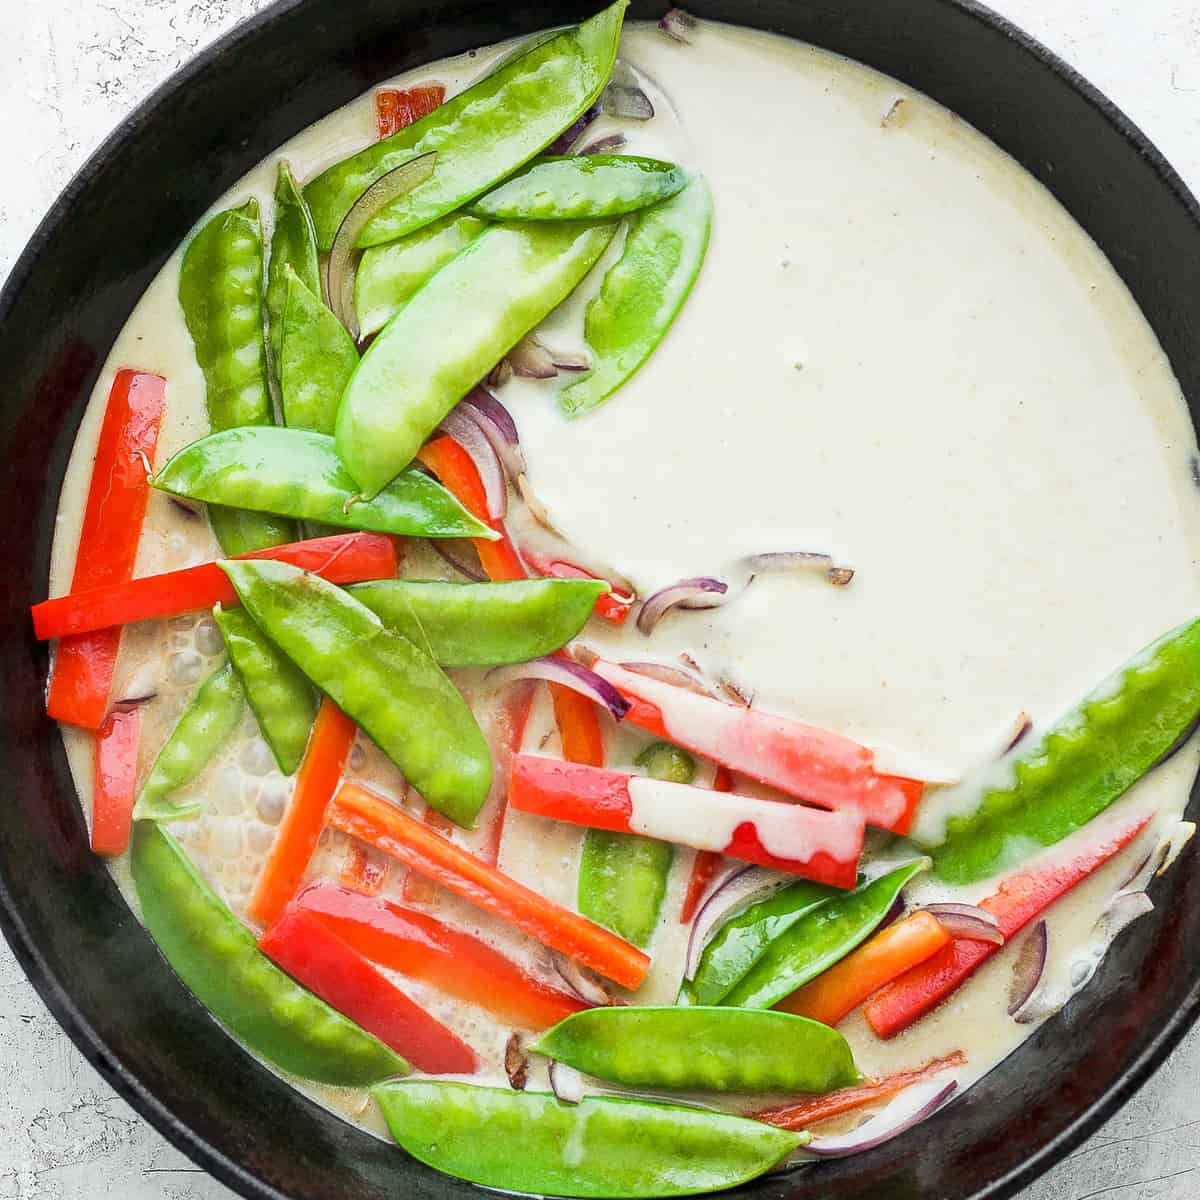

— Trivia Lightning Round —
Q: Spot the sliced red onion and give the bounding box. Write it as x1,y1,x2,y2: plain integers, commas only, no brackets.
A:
876,893,906,934
488,658,631,722
684,865,789,980
620,661,716,698
1003,711,1033,754
487,357,513,388
545,104,600,155
636,577,730,635
742,550,855,588
580,133,627,155
428,538,487,582
508,334,558,380
548,346,590,372
463,388,526,480
804,1080,958,1158
548,1060,586,1105
168,496,203,519
504,1033,529,1090
437,406,507,520
115,661,160,708
601,62,654,120
326,152,437,341
659,8,697,43
919,903,1004,946
1007,920,1047,1019
550,949,613,1007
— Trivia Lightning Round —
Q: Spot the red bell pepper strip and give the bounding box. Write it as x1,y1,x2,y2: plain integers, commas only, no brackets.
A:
375,83,446,139
90,706,141,856
509,756,864,889
864,804,1155,1038
328,781,651,990
340,842,389,895
680,766,734,923
47,370,166,728
589,659,924,835
297,882,587,1029
753,1051,967,1130
518,543,634,626
260,903,476,1074
248,698,357,927
32,532,399,641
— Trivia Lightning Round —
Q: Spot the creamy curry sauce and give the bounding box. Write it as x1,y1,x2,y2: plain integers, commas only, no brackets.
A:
50,19,1200,1147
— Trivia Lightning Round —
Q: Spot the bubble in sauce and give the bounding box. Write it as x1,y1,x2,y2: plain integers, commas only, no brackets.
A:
168,650,204,685
240,738,277,777
257,779,289,825
195,617,225,656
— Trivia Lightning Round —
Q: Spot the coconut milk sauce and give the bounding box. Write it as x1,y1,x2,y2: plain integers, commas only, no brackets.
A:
49,20,1200,1144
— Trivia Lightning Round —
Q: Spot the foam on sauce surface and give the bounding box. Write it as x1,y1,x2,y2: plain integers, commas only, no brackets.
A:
50,19,1200,1149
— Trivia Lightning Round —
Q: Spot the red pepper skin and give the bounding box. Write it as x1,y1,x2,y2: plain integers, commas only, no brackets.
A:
376,84,446,139
260,903,477,1075
47,370,165,728
509,756,862,889
680,767,734,923
518,545,634,626
340,843,389,895
865,807,1154,1038
32,532,399,640
90,706,141,856
298,882,587,1029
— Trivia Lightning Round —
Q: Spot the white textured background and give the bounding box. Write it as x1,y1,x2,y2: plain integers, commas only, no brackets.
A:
1,2,1199,1197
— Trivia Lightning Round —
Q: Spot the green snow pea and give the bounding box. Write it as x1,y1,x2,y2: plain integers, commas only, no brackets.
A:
355,213,488,339
536,1007,860,1093
304,0,627,250
347,578,606,666
578,741,695,947
178,198,296,555
266,162,322,380
152,427,493,540
373,1081,804,1199
338,220,616,498
470,155,690,221
927,617,1200,883
722,859,930,1011
131,822,406,1085
132,660,246,823
279,270,358,437
562,176,713,417
222,559,492,826
213,605,316,775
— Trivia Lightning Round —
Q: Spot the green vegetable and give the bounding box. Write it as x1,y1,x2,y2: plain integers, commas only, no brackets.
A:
347,578,606,666
304,0,628,250
535,1007,860,1094
578,740,696,946
355,213,488,339
928,617,1200,883
373,1081,804,1198
131,822,405,1085
178,199,296,555
151,427,493,540
133,660,246,823
338,219,616,498
266,162,322,380
221,559,492,827
279,270,358,437
469,155,690,221
562,176,712,417
213,605,316,775
722,860,930,1010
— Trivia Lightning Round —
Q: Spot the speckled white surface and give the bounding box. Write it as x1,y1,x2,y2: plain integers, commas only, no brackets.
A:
1,2,1199,1197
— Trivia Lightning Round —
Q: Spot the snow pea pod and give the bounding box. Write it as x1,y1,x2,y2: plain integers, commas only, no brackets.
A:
266,162,322,380
131,822,406,1085
222,560,492,826
279,270,358,437
213,605,316,775
470,155,690,221
132,660,246,823
577,741,695,946
338,220,616,498
373,1080,804,1198
152,427,492,540
927,618,1200,883
535,1007,860,1093
304,0,627,250
561,176,712,417
722,859,930,1010
178,198,296,555
355,213,488,339
347,578,606,666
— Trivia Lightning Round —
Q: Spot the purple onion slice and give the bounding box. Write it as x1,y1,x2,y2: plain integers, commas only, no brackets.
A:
805,1080,958,1158
636,577,730,635
546,104,600,155
488,357,513,388
742,550,855,588
918,903,1004,946
548,1060,585,1105
508,334,558,380
684,865,789,980
550,950,614,1007
1007,920,1047,1018
428,538,487,582
601,62,654,120
326,152,437,341
1002,711,1033,755
438,406,507,520
580,133,628,156
658,8,698,44
549,346,590,373
504,1033,529,1091
461,388,526,482
489,658,631,722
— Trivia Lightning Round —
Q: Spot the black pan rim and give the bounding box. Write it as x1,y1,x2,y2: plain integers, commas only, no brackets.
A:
1,2,1198,1198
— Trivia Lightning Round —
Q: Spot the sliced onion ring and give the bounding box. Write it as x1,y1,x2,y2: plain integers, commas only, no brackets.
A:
658,8,698,43
1007,920,1047,1018
804,1080,958,1158
918,903,1004,946
546,104,600,155
488,657,631,722
601,62,654,120
463,388,526,480
428,538,486,582
684,865,789,980
437,406,507,520
551,949,613,1007
508,334,558,379
548,1060,585,1105
580,133,628,155
636,577,730,635
325,152,437,341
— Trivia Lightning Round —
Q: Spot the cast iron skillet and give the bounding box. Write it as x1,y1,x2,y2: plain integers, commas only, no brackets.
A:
2,1,1199,1197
